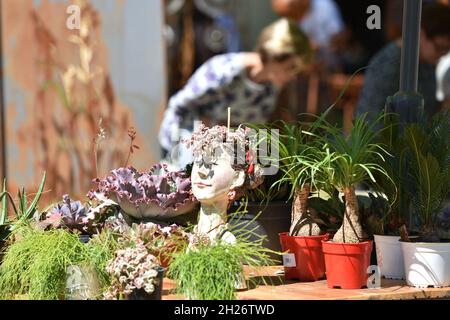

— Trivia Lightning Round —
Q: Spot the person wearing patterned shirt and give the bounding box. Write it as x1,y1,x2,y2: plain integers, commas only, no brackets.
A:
159,18,312,168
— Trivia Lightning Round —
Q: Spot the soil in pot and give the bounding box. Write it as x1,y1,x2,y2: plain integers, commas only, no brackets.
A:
279,232,328,281
322,240,373,289
401,240,450,288
126,267,165,300
229,201,292,263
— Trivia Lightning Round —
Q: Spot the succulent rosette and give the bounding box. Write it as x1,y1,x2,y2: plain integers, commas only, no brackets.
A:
122,222,190,267
88,164,198,219
103,240,162,299
39,195,119,236
39,195,92,234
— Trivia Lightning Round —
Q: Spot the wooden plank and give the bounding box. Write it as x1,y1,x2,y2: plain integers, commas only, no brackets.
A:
163,266,450,300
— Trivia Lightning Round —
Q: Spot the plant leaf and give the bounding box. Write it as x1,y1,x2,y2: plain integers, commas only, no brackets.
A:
24,172,47,220
0,179,7,225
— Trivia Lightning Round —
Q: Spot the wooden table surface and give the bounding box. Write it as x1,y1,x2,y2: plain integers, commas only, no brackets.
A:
163,266,450,300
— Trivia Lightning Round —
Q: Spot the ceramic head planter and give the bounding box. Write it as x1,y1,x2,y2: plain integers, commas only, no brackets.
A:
184,125,264,245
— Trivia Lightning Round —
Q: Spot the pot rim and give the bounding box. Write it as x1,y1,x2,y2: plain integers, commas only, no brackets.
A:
400,240,450,246
279,232,329,239
374,235,402,244
374,234,401,238
322,240,373,246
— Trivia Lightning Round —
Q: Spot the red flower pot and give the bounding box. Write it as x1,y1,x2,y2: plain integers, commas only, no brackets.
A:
322,240,373,289
279,232,328,281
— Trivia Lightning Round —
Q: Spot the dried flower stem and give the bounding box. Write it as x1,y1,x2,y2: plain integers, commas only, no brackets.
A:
124,128,139,168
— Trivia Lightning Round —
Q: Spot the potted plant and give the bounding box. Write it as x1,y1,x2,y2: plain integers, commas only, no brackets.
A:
319,113,393,289
118,222,189,268
0,220,122,300
267,120,331,282
0,174,46,263
399,111,450,288
0,227,110,300
38,194,121,242
103,239,165,300
88,163,199,222
167,230,276,300
367,113,410,280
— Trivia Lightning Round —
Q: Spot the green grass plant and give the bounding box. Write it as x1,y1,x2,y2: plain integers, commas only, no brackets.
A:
0,227,119,300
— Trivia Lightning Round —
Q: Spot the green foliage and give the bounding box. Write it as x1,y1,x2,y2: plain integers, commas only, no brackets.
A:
0,173,47,263
2,173,47,234
377,111,450,239
168,242,245,300
0,227,120,300
14,173,46,222
403,111,450,240
319,113,393,191
263,70,367,198
375,114,411,233
84,230,120,296
168,239,276,300
0,228,88,300
168,205,279,300
274,120,330,197
249,116,332,202
1,183,9,242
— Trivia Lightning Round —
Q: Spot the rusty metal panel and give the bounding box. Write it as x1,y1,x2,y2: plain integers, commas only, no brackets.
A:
1,0,166,202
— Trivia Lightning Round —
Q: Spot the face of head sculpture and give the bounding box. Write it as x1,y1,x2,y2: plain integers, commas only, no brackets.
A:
191,145,245,205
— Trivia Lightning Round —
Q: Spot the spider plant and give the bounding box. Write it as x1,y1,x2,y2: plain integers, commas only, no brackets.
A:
402,111,450,242
319,113,393,243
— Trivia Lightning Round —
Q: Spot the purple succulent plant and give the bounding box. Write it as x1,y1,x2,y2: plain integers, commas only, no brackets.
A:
88,164,198,218
39,195,91,234
40,195,118,235
51,195,87,225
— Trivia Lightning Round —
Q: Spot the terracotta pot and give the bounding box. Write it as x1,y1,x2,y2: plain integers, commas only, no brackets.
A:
322,240,373,289
279,232,298,279
279,232,328,281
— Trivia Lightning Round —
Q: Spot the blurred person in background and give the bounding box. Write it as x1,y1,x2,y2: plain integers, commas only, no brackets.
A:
271,0,344,69
356,3,450,122
159,18,312,168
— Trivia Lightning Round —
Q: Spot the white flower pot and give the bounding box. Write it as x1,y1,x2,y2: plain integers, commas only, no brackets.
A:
374,235,405,280
401,241,450,288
